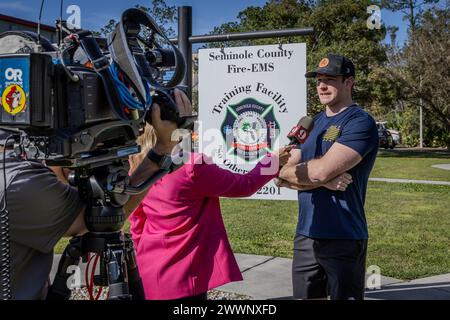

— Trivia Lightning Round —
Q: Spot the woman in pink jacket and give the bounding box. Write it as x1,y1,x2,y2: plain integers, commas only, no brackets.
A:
128,123,292,300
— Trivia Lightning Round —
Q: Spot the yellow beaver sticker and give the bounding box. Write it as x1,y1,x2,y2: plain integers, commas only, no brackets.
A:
323,125,341,142
2,84,27,115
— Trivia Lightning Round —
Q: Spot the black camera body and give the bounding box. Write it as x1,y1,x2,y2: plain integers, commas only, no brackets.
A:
0,8,187,168
0,9,192,300
0,51,139,167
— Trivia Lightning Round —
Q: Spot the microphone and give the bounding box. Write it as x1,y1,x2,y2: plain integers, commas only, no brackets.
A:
287,116,314,145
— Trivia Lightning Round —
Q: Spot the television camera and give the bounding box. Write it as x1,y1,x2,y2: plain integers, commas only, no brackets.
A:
0,7,193,300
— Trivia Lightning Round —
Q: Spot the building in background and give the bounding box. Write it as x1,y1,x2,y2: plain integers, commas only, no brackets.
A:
0,14,56,43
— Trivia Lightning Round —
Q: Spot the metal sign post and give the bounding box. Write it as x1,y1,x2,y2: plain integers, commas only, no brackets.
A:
175,6,314,98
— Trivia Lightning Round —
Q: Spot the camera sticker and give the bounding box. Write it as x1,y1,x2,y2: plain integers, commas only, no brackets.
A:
2,84,26,115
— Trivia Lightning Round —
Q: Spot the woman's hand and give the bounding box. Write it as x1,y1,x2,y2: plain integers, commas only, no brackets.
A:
272,145,295,167
152,89,193,154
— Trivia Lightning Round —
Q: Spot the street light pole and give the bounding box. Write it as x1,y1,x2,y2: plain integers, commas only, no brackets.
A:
178,6,192,99
419,76,423,149
420,98,423,149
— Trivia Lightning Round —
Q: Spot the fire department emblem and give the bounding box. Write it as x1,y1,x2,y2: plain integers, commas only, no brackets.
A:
221,98,280,161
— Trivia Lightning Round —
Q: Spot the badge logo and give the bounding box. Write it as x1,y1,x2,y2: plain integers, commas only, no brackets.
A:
323,125,341,142
1,84,27,115
319,58,329,68
221,98,280,162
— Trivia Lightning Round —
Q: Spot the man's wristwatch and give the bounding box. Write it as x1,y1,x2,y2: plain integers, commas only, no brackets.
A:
147,148,173,171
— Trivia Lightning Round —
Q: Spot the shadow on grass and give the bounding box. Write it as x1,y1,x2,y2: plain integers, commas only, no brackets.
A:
378,148,450,159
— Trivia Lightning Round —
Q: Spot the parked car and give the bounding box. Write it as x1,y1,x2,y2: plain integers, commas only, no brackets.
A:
378,128,395,149
376,121,399,149
387,128,401,145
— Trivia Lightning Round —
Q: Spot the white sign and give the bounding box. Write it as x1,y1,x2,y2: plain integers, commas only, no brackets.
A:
198,43,307,200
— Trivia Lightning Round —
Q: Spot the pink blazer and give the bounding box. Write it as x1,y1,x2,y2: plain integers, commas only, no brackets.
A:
129,153,279,299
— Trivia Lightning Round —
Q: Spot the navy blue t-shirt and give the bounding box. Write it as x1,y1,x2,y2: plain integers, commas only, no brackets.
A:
296,105,378,240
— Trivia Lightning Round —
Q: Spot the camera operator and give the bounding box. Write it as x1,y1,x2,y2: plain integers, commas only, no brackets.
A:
0,89,191,300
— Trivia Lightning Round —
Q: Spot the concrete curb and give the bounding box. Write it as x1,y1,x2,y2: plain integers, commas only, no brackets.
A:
369,178,450,186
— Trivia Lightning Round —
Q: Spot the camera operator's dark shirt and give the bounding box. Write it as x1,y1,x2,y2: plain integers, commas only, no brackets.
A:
0,154,84,299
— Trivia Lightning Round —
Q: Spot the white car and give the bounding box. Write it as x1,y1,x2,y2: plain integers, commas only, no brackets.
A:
376,122,401,148
387,129,401,145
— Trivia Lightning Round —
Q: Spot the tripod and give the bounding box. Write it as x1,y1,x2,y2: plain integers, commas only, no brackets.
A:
47,161,145,300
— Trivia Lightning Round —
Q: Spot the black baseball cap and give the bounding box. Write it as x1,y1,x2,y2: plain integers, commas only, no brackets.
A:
305,54,355,78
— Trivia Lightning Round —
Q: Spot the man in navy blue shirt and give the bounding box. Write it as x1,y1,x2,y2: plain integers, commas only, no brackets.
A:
277,54,378,300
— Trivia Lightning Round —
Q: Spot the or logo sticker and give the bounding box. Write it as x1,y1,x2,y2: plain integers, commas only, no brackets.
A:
1,84,27,115
319,58,329,68
221,98,280,161
323,125,341,142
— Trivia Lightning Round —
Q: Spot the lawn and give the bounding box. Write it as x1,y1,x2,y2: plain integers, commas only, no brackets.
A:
219,182,450,280
54,151,450,281
371,151,450,181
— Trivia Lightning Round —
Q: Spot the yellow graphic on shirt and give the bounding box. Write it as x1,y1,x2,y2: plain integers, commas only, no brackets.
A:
323,125,341,142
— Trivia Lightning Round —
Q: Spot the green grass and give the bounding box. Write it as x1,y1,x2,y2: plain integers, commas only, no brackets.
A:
220,199,298,258
54,153,450,281
377,149,450,159
219,182,450,280
371,153,450,181
57,182,449,280
364,183,450,280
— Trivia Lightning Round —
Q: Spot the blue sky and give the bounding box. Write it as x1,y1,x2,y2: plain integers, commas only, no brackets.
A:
0,0,441,48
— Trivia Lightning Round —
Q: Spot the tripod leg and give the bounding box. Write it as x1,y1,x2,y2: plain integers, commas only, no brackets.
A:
46,236,83,300
124,234,145,300
104,246,130,300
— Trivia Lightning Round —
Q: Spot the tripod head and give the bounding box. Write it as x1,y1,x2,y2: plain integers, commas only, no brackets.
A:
71,160,130,232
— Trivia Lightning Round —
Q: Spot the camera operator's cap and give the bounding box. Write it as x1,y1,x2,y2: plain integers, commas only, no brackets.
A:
305,54,355,78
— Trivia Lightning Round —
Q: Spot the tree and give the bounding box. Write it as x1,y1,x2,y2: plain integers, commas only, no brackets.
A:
99,19,116,37
208,0,388,116
386,6,450,148
381,0,440,32
99,0,177,37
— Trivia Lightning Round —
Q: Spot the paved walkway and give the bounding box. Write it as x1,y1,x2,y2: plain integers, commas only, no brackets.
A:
216,254,450,300
369,177,450,186
432,164,450,171
51,253,450,300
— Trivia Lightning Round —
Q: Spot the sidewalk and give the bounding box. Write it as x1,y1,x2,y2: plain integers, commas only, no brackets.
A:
369,177,450,186
51,253,450,300
216,254,450,300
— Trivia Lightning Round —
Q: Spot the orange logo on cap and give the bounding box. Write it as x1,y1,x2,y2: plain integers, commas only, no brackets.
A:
319,58,329,68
